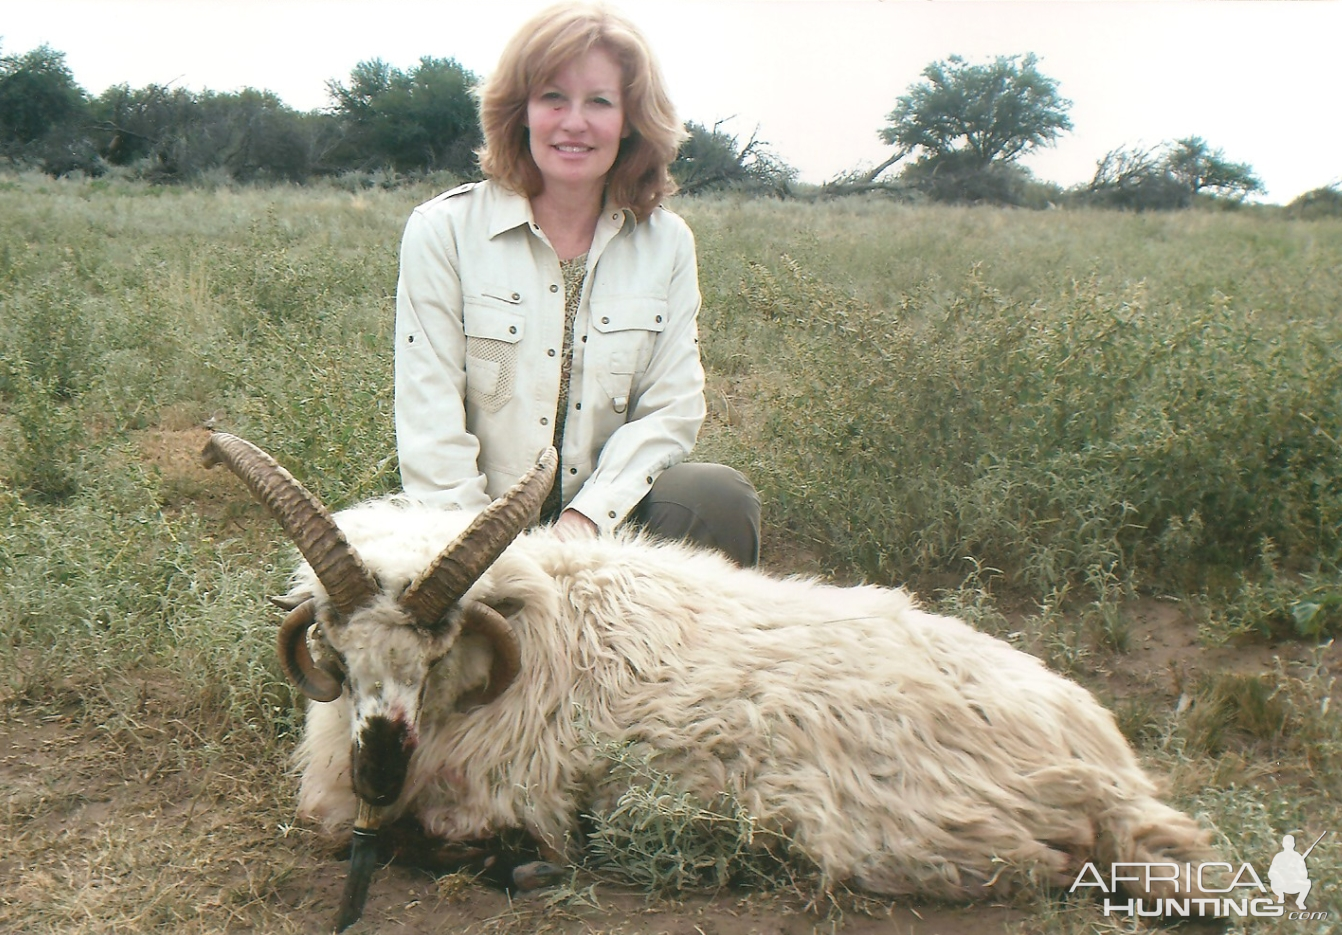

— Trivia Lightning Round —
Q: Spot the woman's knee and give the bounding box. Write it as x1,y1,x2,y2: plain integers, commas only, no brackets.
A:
630,462,761,567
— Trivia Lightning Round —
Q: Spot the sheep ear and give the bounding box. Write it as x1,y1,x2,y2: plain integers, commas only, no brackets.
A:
271,592,311,611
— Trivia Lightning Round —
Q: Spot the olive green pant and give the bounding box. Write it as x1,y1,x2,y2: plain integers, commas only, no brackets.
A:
628,462,761,567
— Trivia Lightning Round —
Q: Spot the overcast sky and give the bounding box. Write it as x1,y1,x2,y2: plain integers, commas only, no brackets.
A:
3,0,1339,202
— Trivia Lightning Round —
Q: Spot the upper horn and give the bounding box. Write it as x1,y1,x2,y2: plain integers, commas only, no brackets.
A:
202,432,379,616
399,447,557,627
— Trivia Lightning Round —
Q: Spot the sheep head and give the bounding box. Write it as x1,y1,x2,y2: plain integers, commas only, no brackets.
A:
202,432,556,806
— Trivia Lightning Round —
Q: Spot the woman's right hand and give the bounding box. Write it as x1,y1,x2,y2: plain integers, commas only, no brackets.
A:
553,509,599,540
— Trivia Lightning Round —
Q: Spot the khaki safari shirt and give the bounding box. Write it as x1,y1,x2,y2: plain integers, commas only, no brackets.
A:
394,180,707,534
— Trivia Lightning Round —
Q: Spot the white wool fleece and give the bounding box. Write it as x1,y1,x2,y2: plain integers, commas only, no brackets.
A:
290,502,1212,900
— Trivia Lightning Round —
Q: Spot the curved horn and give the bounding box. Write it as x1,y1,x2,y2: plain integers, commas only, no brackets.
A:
399,447,557,627
202,432,378,616
277,600,344,702
456,601,522,708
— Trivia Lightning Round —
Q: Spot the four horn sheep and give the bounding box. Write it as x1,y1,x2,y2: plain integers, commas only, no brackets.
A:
203,432,1219,926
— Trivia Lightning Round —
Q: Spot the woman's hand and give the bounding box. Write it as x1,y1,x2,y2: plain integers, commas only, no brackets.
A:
553,509,599,540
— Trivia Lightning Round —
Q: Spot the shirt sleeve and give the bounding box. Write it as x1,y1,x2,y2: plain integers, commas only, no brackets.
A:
393,205,492,511
566,217,707,533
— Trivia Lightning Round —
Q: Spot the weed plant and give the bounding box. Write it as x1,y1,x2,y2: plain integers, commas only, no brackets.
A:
2,173,1341,932
583,737,793,895
685,198,1342,619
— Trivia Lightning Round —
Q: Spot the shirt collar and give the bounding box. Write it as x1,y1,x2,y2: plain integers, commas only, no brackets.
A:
486,184,536,239
485,182,638,240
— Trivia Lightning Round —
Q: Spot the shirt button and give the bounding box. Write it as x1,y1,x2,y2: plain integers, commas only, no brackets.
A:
655,315,663,323
569,467,578,475
608,510,617,519
509,325,518,334
547,348,556,357
550,284,559,293
574,402,582,410
601,316,610,324
511,292,520,301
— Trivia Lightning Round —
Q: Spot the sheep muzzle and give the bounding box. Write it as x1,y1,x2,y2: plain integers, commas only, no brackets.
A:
351,715,416,806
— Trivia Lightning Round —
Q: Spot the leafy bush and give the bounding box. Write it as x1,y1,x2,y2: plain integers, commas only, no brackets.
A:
1285,184,1342,220
897,151,1039,206
1198,541,1342,643
327,56,482,177
1078,144,1192,211
705,252,1342,601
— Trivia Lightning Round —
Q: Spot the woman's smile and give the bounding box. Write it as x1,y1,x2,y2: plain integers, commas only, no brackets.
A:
527,46,627,195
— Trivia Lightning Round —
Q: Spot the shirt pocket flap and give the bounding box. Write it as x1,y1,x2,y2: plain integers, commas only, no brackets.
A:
462,300,525,343
590,296,669,335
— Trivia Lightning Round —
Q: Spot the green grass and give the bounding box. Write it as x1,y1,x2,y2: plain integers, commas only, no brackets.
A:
2,171,1340,933
684,197,1342,606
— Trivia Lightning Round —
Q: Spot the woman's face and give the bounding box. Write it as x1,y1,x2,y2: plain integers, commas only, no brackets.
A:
526,45,628,198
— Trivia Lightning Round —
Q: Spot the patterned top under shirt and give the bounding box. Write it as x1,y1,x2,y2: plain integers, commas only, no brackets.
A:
541,253,588,521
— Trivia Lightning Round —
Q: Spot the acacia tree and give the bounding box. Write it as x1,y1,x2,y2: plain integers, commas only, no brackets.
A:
1085,144,1191,211
867,53,1072,201
0,43,92,173
326,56,481,175
671,119,796,195
0,43,86,144
1086,137,1264,210
1165,136,1264,199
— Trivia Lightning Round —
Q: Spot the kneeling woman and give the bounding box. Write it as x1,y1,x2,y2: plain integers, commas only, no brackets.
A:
394,2,759,565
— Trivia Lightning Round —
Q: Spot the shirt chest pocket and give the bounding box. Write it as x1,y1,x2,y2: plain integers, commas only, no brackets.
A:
590,296,669,370
589,296,668,413
463,294,525,414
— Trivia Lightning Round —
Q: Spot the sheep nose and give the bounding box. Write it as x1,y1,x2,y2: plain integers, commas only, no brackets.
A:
351,715,415,806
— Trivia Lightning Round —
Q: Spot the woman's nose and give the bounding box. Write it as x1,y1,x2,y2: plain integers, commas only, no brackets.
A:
559,103,586,130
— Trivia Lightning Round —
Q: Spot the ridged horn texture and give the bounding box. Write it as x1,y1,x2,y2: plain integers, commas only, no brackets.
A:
399,447,557,628
202,432,378,616
457,601,522,708
277,600,344,702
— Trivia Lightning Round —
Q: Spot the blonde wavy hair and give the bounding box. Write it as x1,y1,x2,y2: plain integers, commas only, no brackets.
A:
477,2,686,220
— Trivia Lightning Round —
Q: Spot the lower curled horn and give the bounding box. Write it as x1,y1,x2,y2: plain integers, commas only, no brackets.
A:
277,601,344,702
456,601,522,709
